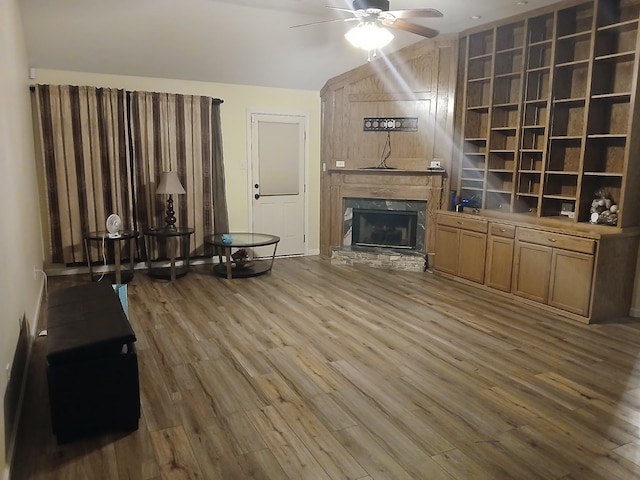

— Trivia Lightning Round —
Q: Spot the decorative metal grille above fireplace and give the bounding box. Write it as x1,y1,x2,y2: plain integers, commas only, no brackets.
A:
352,209,418,249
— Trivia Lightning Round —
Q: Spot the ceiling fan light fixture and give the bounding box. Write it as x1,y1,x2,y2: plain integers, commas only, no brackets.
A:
344,22,394,50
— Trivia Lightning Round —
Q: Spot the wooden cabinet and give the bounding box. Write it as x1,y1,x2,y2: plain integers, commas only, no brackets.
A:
514,227,595,316
434,214,488,283
457,0,640,228
434,210,638,323
485,223,515,292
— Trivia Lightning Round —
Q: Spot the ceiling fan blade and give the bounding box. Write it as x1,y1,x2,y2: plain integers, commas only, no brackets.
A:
291,17,359,28
326,6,360,16
386,8,443,19
387,19,440,38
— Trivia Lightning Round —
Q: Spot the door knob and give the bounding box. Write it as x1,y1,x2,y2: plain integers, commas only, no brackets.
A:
254,184,259,189
255,193,260,199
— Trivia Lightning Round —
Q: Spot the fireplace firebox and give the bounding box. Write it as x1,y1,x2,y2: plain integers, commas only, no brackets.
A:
352,208,418,249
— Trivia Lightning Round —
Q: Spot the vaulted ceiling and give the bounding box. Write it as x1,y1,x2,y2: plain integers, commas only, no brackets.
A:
19,0,561,91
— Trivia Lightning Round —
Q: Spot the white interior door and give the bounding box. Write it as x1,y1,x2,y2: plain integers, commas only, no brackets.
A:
250,113,306,257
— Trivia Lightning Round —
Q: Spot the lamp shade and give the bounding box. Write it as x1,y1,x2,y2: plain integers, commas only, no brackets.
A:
156,171,186,195
345,22,394,50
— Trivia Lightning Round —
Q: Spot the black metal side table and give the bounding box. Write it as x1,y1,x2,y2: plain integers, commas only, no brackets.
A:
83,230,138,284
143,227,195,281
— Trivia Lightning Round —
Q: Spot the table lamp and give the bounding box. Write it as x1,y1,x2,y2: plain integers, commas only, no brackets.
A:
156,171,185,231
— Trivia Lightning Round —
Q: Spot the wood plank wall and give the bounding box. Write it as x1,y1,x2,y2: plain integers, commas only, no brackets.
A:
320,35,459,257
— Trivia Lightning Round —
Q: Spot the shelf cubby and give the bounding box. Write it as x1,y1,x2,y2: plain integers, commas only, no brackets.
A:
493,75,522,104
547,138,582,171
485,192,512,210
521,127,546,150
583,136,626,174
469,30,494,58
495,50,524,75
591,55,635,95
578,175,622,222
468,56,493,80
461,168,485,180
555,32,593,63
514,195,540,213
550,102,586,136
488,151,516,170
524,71,551,102
496,22,525,51
595,20,638,56
543,172,578,197
467,79,492,108
519,151,544,171
541,197,576,218
492,105,520,127
528,42,553,69
487,171,514,192
597,0,640,26
489,130,518,151
523,101,549,126
517,172,542,194
553,63,589,99
587,97,630,134
463,140,487,155
464,109,489,138
556,3,594,37
528,13,555,43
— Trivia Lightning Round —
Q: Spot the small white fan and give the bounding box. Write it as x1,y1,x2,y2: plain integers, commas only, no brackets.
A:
106,213,122,238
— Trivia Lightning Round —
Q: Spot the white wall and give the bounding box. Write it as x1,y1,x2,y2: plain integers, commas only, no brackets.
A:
33,69,322,256
0,0,45,476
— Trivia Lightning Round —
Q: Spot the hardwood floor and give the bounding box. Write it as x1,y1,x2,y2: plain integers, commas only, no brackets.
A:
11,256,640,479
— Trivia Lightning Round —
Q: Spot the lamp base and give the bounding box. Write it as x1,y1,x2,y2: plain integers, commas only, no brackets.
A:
164,195,177,231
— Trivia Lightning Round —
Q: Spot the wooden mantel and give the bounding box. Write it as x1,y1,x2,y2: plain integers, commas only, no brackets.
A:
320,168,447,263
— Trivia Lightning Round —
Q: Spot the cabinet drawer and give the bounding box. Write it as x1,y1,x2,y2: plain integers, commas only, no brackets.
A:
489,223,515,239
436,214,488,233
517,228,595,254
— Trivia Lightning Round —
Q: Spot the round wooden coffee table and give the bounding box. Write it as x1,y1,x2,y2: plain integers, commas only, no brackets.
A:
203,232,280,279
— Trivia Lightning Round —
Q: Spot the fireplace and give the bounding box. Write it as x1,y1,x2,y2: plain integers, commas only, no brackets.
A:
342,198,427,253
352,209,418,249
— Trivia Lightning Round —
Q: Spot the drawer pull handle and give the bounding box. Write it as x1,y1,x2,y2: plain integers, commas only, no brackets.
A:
549,238,557,242
499,229,506,232
457,221,463,225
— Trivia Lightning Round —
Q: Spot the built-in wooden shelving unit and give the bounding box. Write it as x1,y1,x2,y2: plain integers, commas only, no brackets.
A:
457,0,640,228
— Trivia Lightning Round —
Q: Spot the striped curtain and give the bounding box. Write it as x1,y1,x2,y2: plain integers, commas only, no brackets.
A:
32,85,133,264
32,85,229,265
129,91,228,257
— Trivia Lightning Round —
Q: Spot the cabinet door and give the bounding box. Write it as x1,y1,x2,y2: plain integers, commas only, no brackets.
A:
486,236,514,292
513,241,552,303
434,225,460,274
549,249,594,316
458,230,487,283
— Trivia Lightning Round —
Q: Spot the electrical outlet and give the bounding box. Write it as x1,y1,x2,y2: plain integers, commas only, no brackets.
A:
430,160,442,169
336,161,345,168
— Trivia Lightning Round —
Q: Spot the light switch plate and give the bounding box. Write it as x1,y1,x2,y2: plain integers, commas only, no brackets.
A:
336,161,345,167
430,160,441,169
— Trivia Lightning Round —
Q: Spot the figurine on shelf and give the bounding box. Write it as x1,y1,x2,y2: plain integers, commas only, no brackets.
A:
589,187,618,226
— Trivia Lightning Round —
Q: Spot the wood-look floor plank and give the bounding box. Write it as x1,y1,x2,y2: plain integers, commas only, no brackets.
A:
11,256,640,480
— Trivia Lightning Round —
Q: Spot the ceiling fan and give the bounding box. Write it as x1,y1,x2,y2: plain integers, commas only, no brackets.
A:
292,0,443,51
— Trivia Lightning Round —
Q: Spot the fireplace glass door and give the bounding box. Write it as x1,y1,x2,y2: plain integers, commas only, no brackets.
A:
352,209,418,249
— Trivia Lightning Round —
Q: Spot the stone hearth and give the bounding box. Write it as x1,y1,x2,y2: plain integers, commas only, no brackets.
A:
331,247,426,272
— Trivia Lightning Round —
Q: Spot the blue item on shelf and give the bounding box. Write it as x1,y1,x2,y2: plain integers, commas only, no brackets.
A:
221,234,232,244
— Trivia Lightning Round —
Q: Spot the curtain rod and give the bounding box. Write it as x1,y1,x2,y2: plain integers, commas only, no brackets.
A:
29,85,224,105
